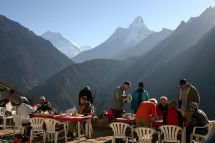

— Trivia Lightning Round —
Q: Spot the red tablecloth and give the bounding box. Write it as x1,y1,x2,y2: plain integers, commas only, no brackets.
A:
151,120,163,128
116,117,163,128
31,114,92,123
116,117,136,124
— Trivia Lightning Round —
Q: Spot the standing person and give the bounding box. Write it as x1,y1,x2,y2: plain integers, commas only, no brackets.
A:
16,97,34,118
16,96,35,136
156,96,168,116
79,86,93,105
178,79,200,116
186,102,208,143
131,82,149,113
110,81,132,118
163,100,183,127
136,98,157,127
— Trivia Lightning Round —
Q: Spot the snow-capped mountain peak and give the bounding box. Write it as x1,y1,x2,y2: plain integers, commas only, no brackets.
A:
42,31,81,58
129,16,147,30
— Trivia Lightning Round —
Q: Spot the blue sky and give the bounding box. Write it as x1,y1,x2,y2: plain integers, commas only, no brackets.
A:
0,0,214,47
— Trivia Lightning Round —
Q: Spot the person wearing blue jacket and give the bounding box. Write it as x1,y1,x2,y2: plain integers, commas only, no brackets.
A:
131,82,149,113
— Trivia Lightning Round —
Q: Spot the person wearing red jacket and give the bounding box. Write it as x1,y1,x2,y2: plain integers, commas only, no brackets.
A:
136,98,157,127
163,100,183,127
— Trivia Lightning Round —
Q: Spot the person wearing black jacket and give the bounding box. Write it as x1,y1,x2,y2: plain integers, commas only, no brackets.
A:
79,86,93,105
186,102,209,143
36,96,52,113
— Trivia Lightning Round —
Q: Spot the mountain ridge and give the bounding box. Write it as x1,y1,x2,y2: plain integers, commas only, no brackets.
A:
0,15,73,91
73,16,154,63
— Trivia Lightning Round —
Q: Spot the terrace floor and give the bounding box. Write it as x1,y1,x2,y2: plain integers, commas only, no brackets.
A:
0,127,114,143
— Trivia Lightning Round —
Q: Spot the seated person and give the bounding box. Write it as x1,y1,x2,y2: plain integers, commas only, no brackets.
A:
156,96,168,117
5,99,17,116
36,96,52,113
163,100,183,127
186,102,209,143
79,96,92,115
67,96,92,138
79,86,93,105
0,99,16,116
136,98,157,127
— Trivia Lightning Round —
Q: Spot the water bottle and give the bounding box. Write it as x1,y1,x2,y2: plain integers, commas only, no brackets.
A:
73,106,77,116
93,106,98,117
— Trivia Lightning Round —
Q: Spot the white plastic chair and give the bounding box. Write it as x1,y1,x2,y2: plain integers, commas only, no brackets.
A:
44,118,67,143
29,117,45,142
109,122,130,143
191,120,215,143
0,107,13,129
159,125,183,143
135,127,157,143
64,108,75,134
13,115,26,135
0,107,5,128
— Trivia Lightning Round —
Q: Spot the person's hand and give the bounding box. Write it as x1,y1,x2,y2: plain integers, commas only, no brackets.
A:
127,94,132,103
36,104,41,108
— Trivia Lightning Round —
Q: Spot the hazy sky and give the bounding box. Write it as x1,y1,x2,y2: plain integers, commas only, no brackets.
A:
0,0,214,47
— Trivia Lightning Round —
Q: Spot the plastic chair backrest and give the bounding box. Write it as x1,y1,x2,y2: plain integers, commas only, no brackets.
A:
159,125,182,141
135,127,156,142
44,118,60,132
13,115,24,128
0,107,5,116
30,117,44,131
109,122,130,136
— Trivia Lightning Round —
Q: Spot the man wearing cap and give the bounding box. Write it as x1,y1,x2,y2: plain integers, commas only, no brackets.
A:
178,79,200,114
16,96,34,119
186,102,209,143
16,96,35,136
156,96,169,116
36,96,52,113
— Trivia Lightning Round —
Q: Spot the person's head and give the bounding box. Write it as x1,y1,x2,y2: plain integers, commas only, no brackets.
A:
179,79,187,89
169,100,176,108
138,82,144,89
39,96,46,104
149,98,158,105
80,96,87,105
189,102,198,112
122,81,131,90
20,96,30,105
160,96,168,107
